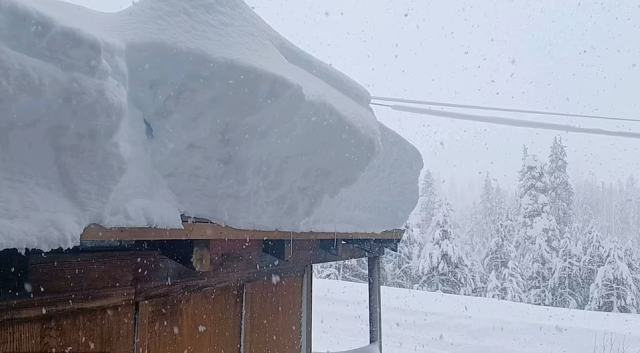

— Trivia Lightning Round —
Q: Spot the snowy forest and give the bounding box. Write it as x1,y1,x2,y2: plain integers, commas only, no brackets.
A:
316,136,640,314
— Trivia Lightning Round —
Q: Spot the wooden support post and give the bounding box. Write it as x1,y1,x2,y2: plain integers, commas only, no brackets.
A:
368,256,382,352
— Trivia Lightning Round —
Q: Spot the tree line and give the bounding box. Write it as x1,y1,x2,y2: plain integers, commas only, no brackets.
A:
316,136,640,314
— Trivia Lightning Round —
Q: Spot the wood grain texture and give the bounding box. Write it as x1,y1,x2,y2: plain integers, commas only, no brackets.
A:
1,238,374,306
28,251,173,294
81,223,403,241
0,286,133,323
244,274,304,353
0,304,135,353
137,286,243,353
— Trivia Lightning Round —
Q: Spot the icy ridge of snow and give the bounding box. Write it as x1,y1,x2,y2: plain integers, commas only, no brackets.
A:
0,0,421,251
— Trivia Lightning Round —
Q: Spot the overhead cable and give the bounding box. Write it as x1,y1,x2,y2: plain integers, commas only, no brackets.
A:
371,96,640,124
371,103,640,140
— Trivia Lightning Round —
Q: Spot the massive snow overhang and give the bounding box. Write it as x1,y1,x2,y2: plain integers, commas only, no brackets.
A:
0,0,423,251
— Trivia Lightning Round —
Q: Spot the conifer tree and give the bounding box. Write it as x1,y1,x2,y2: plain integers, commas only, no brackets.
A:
586,238,640,313
483,220,525,302
516,152,559,306
415,202,473,295
419,170,438,230
549,229,581,309
548,136,574,235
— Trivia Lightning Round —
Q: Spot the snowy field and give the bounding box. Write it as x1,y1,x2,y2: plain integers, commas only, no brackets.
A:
313,279,640,353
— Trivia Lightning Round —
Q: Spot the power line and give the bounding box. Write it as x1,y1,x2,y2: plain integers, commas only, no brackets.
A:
371,96,640,124
371,103,640,140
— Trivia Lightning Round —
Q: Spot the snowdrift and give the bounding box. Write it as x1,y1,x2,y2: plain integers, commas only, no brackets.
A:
0,0,422,251
314,279,640,353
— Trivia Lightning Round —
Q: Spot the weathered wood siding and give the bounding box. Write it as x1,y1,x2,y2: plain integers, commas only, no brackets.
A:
137,286,243,353
244,275,305,353
0,238,378,352
0,304,135,352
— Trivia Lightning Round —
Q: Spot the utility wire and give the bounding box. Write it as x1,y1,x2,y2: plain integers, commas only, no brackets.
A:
371,96,640,124
371,103,640,140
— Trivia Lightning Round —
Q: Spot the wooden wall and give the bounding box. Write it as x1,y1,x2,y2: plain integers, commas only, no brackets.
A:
0,279,306,353
0,238,371,352
137,285,243,353
0,304,135,352
244,276,305,353
0,259,313,352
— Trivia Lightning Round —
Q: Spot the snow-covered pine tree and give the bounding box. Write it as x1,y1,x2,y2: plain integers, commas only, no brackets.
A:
481,172,497,223
625,175,640,237
344,258,370,283
586,238,640,313
314,261,343,280
478,173,508,250
467,173,499,261
483,219,526,302
494,183,507,220
623,246,640,304
385,223,423,289
577,222,606,308
548,228,581,309
419,170,438,230
517,145,530,188
415,201,473,295
381,252,402,287
516,152,559,306
548,136,574,236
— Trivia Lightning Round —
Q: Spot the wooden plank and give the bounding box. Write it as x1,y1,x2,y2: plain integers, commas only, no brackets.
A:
136,265,305,302
0,304,135,352
0,286,134,323
0,238,374,307
28,251,171,294
27,239,371,297
1,237,378,297
210,239,262,270
81,222,403,241
137,286,243,353
244,273,305,353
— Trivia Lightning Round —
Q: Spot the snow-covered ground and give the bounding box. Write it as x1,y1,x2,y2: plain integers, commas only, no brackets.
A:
313,279,640,353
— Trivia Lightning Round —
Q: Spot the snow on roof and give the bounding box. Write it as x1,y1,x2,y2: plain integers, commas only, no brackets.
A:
0,0,422,251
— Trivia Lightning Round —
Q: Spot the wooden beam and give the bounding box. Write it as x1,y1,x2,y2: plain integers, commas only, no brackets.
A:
0,286,133,323
0,238,381,310
27,251,184,295
80,223,403,242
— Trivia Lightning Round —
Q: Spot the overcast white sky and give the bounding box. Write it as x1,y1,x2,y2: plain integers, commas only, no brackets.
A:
68,0,640,190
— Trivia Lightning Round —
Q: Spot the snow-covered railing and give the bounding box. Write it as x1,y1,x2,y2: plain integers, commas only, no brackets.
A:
314,342,380,353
